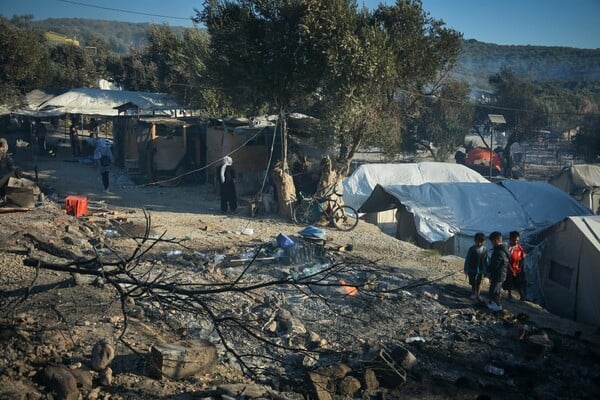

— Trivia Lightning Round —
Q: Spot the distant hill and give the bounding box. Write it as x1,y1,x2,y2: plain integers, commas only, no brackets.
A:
453,39,600,91
29,18,186,53
23,18,600,89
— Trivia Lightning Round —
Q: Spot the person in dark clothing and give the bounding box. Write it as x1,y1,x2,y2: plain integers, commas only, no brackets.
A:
218,156,237,213
487,231,510,312
463,232,488,302
69,119,81,157
0,138,16,198
34,119,47,156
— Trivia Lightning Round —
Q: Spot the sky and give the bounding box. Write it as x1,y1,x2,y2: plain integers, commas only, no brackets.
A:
0,0,598,49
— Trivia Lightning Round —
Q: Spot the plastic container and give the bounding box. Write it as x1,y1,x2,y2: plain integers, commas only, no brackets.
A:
483,364,505,376
276,233,294,248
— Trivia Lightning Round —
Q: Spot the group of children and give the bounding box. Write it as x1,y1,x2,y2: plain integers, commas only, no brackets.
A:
463,230,527,312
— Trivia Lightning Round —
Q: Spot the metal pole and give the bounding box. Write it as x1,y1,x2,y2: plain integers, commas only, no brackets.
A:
489,126,493,178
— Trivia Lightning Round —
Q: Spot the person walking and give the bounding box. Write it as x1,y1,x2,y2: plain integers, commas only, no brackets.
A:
69,118,81,157
218,156,237,213
93,138,113,193
464,232,488,302
504,231,527,301
487,231,510,312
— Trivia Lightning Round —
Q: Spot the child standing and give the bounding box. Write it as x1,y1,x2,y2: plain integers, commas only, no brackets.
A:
487,231,510,312
464,232,488,302
504,231,527,301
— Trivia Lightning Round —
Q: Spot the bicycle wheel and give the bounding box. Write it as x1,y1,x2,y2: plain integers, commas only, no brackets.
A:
332,205,359,231
293,201,320,225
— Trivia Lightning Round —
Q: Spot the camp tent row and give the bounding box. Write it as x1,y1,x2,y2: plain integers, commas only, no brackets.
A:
549,164,600,214
343,163,596,324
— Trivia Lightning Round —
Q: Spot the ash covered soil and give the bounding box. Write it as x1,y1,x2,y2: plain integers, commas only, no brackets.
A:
1,139,599,400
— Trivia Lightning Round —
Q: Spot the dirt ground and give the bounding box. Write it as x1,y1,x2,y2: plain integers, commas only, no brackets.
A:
1,130,599,400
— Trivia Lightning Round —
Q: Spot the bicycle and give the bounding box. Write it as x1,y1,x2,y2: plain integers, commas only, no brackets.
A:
292,186,359,231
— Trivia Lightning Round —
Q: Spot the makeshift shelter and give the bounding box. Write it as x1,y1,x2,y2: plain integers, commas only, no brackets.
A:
205,121,279,195
113,117,205,183
34,88,180,117
342,162,490,235
358,181,592,257
549,164,600,214
537,216,600,326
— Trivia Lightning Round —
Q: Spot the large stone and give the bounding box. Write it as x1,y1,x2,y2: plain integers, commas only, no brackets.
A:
91,340,115,372
363,368,379,391
218,383,270,398
69,367,93,389
41,364,79,400
338,376,361,396
307,372,335,400
150,339,217,380
98,367,113,386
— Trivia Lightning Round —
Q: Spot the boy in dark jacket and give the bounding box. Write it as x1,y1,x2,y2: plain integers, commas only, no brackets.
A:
487,231,510,311
464,232,488,302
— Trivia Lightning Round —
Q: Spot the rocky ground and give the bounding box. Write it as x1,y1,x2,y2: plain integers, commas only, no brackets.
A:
1,132,599,400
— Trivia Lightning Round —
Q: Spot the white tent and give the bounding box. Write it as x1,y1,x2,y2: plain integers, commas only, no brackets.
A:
538,216,600,326
549,164,600,214
359,181,592,257
343,162,490,211
34,88,180,117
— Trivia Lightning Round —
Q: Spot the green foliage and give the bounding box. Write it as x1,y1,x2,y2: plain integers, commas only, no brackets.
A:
409,80,473,161
574,114,600,162
0,17,51,104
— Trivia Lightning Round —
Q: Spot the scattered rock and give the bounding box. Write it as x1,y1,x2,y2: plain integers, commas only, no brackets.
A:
98,367,112,386
307,371,335,400
150,339,217,380
338,375,361,396
363,368,379,391
41,364,79,400
91,340,115,372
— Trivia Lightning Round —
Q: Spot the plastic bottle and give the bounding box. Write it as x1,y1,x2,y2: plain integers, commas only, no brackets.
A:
483,364,505,376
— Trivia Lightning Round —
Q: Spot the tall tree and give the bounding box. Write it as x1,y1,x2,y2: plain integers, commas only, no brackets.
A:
0,17,50,105
408,79,473,161
198,0,463,175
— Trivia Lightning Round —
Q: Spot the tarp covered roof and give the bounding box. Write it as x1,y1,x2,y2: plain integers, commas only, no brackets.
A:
342,162,489,210
359,181,592,244
549,164,600,192
15,88,180,117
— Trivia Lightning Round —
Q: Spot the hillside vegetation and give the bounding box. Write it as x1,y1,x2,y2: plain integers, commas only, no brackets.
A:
21,18,600,86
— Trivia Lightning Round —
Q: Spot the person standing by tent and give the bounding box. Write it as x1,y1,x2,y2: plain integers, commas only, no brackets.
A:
69,118,81,157
464,232,488,302
487,231,510,312
94,138,113,193
503,231,527,301
89,118,99,138
34,119,47,156
218,156,237,213
0,138,16,199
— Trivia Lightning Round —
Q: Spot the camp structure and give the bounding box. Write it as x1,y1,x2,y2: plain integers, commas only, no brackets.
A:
537,216,600,326
35,88,181,117
205,119,279,195
549,164,600,214
112,117,206,184
358,180,592,257
342,162,490,235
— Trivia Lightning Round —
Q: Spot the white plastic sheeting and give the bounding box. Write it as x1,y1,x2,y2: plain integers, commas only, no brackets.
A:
37,88,179,116
359,181,592,245
342,162,489,210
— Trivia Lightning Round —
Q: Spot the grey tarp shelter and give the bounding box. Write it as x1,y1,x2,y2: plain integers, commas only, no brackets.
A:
538,216,600,326
358,180,592,257
342,162,489,235
549,164,600,214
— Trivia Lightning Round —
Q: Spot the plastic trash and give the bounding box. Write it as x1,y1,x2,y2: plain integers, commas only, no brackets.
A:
276,233,294,248
241,228,254,235
483,364,505,376
194,252,210,262
405,336,426,343
166,250,182,257
104,229,119,238
298,225,326,239
213,254,225,265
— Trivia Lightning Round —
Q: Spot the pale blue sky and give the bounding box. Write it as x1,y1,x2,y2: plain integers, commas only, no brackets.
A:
0,0,598,49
